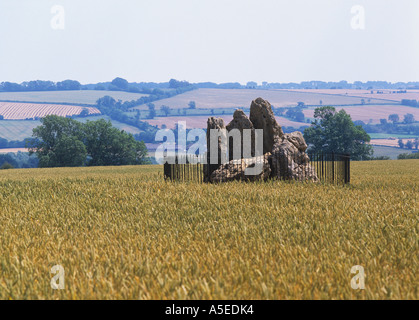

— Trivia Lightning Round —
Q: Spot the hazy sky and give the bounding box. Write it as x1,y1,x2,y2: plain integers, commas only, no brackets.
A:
0,0,418,84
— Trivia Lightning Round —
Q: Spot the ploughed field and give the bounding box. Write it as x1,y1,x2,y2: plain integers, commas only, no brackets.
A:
0,160,417,299
0,102,100,120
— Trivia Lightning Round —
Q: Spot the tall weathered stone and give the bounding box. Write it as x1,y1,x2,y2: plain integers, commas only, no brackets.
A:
226,109,255,160
270,133,318,182
205,117,227,181
286,131,307,152
249,97,284,154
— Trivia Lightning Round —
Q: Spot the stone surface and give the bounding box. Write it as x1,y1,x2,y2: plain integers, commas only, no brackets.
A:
205,99,318,183
270,134,318,182
286,131,307,152
249,97,284,154
210,154,272,183
226,109,255,160
205,117,227,181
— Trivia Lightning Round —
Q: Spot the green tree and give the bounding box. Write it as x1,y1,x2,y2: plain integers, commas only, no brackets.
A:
161,105,171,117
147,103,156,119
83,119,149,166
79,108,89,117
388,114,399,123
303,106,373,160
405,140,413,150
111,77,129,90
51,135,87,167
398,139,404,149
188,101,196,109
403,113,415,124
0,162,14,170
56,80,81,90
29,115,149,168
29,115,85,167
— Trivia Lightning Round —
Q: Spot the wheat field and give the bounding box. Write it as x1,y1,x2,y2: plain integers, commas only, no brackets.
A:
0,160,417,300
0,102,100,120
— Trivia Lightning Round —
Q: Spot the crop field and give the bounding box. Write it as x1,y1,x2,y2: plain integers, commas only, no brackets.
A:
130,89,394,111
0,148,28,154
0,120,40,141
0,102,100,120
304,105,419,124
372,146,416,160
370,139,418,148
78,116,143,135
0,90,149,105
0,116,142,141
288,89,419,102
0,160,417,300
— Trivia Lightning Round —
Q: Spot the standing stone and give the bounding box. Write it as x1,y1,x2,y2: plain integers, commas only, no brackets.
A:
270,133,318,182
286,131,307,152
205,117,227,181
226,109,255,160
249,97,284,154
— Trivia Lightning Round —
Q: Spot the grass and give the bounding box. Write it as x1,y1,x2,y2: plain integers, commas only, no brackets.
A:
0,160,417,300
0,90,148,105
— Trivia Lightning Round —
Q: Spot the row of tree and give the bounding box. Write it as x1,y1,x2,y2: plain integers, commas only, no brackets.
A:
0,138,30,148
387,113,415,124
0,152,38,169
398,139,419,150
0,78,196,94
0,80,81,92
401,99,419,108
29,116,149,168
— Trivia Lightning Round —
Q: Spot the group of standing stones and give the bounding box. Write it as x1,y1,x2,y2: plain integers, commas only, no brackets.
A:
205,97,319,183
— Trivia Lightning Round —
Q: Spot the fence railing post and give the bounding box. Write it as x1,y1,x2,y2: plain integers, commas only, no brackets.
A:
163,152,350,184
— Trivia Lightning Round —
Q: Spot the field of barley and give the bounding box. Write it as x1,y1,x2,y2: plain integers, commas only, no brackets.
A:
0,102,100,120
0,160,417,300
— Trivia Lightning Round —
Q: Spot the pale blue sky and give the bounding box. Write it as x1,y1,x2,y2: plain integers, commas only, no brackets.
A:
0,0,418,84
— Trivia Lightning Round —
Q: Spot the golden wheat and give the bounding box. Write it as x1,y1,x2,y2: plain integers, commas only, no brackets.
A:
0,161,417,299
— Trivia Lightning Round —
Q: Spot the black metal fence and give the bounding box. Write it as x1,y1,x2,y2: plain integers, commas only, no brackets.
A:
307,152,351,184
164,152,350,184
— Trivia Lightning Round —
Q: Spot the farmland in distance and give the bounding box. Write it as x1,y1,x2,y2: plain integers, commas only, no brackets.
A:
287,89,419,102
130,88,396,111
0,115,142,141
303,105,419,125
0,90,149,105
0,102,100,120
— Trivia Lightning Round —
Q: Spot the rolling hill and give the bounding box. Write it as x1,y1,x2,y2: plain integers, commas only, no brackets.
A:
0,90,149,105
130,88,399,110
